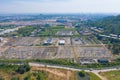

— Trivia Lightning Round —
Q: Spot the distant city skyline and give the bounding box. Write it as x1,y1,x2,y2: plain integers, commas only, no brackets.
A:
0,0,120,14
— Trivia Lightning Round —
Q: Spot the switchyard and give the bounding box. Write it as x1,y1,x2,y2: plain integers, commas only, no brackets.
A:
0,37,112,62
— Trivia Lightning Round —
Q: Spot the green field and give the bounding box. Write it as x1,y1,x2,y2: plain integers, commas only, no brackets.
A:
99,70,120,80
37,25,77,37
77,71,101,80
88,72,101,80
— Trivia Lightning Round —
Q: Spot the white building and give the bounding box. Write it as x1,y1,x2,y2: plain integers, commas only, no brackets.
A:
58,40,65,45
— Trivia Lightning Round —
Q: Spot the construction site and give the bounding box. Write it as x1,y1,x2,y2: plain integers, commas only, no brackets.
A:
0,37,112,64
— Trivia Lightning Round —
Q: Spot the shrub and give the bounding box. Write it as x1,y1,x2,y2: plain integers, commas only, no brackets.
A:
16,64,30,74
78,71,86,77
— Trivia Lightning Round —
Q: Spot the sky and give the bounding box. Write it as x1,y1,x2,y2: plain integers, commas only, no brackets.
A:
0,0,120,14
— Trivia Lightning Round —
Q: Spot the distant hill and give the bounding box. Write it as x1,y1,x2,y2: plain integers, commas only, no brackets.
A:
89,15,120,35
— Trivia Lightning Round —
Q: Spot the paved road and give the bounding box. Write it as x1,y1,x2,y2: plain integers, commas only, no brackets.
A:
29,62,120,80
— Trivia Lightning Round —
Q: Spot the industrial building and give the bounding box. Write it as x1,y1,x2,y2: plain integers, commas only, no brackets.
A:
58,40,65,45
43,38,53,45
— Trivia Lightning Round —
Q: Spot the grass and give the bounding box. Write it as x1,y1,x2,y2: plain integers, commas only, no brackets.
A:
0,64,25,80
0,64,18,72
37,25,77,37
51,26,65,29
77,71,101,80
1,59,120,69
88,72,101,80
99,70,120,80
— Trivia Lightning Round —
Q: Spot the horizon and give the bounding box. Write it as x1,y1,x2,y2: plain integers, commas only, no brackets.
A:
0,12,119,15
0,0,120,14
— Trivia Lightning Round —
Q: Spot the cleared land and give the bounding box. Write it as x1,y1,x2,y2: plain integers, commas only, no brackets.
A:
0,64,102,80
0,65,77,80
1,45,111,59
0,37,112,60
32,67,77,80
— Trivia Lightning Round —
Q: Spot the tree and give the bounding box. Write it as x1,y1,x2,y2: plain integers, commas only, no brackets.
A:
24,74,31,80
78,71,86,77
36,75,41,80
16,64,30,74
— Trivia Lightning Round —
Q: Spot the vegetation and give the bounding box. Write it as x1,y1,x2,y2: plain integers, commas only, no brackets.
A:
23,74,31,80
77,71,90,80
11,77,20,80
88,15,120,35
33,71,47,80
77,71,101,80
2,59,120,69
37,25,77,37
51,26,65,29
0,64,18,71
78,71,86,77
88,72,101,80
34,59,120,69
0,64,47,80
1,25,77,37
87,15,120,55
16,64,30,74
0,64,29,80
96,35,120,54
0,75,4,80
99,70,120,80
34,59,83,68
16,26,36,37
0,63,78,80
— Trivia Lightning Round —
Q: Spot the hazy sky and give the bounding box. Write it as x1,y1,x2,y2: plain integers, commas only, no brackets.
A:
0,0,120,13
